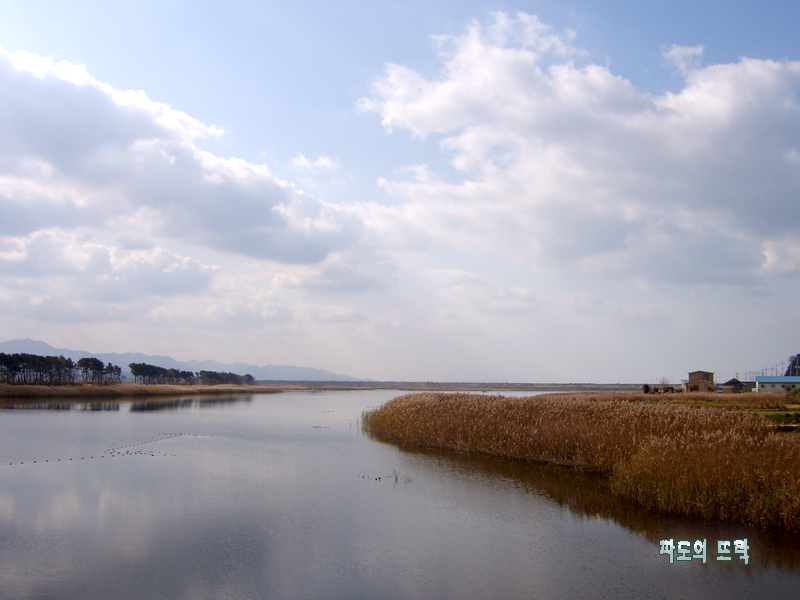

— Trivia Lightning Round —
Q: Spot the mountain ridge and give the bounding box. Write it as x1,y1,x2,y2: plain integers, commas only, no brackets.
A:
0,339,364,382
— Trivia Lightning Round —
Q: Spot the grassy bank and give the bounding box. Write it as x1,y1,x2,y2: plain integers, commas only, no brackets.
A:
0,382,284,399
362,392,800,530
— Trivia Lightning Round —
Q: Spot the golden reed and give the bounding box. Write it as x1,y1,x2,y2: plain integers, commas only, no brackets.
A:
362,392,800,530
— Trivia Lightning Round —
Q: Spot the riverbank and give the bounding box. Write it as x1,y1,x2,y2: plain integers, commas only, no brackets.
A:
362,392,800,530
0,382,287,398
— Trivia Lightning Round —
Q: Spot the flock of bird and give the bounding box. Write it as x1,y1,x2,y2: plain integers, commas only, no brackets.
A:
4,432,212,466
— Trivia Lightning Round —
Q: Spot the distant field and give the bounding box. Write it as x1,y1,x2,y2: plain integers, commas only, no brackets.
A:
362,391,800,530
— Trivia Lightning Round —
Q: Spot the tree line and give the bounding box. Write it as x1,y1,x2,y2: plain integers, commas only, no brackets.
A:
0,352,255,386
129,363,254,385
0,353,122,385
197,370,255,386
129,363,196,384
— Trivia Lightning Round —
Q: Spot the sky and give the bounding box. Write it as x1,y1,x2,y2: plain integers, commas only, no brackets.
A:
1,0,799,382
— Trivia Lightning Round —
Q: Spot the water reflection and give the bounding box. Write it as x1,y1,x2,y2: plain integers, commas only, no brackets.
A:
398,446,800,570
129,396,252,411
0,400,122,411
0,395,252,412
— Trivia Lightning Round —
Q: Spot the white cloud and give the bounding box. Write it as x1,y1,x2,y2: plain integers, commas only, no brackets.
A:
273,250,398,293
358,13,579,138
147,288,292,329
293,301,365,323
293,154,341,171
0,230,215,305
760,236,800,275
662,44,705,75
429,269,541,315
567,292,623,316
3,47,222,142
0,46,363,264
360,13,800,287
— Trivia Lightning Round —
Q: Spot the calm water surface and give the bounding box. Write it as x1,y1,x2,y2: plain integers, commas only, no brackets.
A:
1,390,799,599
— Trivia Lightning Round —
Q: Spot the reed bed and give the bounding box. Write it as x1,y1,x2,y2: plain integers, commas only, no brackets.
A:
362,392,800,530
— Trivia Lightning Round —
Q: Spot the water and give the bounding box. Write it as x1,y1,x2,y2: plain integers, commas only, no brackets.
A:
1,390,799,599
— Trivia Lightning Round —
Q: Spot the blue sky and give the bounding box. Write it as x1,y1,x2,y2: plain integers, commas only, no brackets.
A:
1,1,799,381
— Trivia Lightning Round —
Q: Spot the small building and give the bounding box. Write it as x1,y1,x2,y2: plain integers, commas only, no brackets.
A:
755,376,800,393
683,370,715,393
721,378,751,393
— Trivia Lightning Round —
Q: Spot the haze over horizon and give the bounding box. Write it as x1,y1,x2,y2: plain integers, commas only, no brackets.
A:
1,1,799,383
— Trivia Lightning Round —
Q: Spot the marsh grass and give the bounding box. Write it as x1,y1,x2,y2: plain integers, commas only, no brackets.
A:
362,392,800,530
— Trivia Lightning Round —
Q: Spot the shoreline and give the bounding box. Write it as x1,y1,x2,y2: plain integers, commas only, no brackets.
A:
0,382,288,399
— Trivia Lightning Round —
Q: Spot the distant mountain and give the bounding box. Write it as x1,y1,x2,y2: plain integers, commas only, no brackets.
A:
0,339,365,382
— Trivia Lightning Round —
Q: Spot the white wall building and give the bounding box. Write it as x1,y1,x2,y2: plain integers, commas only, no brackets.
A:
755,376,800,393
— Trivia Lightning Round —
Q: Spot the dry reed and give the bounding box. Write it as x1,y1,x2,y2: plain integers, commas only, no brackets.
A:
362,392,800,530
